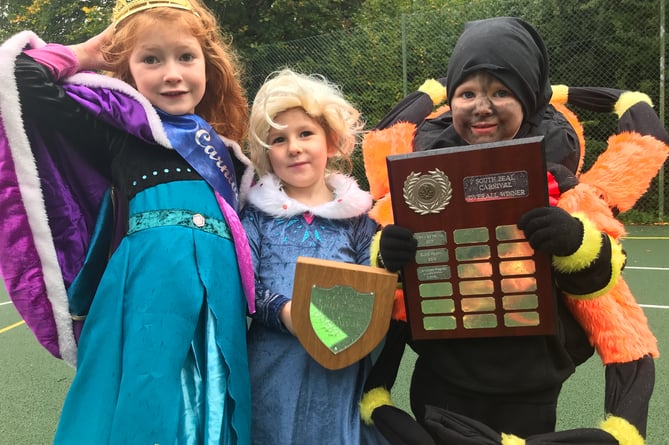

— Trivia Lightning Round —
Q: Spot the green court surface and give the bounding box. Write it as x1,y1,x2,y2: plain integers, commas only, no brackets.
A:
1,225,667,444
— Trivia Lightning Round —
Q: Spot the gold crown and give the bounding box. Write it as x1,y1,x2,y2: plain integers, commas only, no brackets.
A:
112,0,198,26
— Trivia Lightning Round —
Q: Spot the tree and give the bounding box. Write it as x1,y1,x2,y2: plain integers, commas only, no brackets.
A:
210,0,363,49
1,0,112,43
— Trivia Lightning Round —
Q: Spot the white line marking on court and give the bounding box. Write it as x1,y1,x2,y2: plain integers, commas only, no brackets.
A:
640,304,669,309
0,301,14,306
626,266,669,271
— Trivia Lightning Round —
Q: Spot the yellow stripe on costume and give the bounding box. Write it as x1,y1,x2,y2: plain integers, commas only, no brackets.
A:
600,415,645,445
501,433,525,445
613,91,653,118
360,387,393,425
370,231,382,268
550,84,569,104
564,234,625,301
418,78,447,105
552,213,602,273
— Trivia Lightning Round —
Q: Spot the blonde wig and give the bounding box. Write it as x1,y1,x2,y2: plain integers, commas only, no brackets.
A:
248,68,364,176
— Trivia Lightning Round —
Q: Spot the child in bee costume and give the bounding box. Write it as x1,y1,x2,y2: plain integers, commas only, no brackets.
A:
360,16,669,445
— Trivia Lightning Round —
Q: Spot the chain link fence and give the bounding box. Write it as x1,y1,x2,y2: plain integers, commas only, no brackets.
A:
240,0,668,222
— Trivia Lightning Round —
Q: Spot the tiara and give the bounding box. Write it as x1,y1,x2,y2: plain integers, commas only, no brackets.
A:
112,0,199,26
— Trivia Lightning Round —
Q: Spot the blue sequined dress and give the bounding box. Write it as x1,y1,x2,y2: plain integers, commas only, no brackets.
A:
241,173,388,445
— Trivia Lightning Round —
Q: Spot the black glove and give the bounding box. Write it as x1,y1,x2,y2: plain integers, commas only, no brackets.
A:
517,207,584,257
379,224,417,272
423,406,500,445
372,405,436,445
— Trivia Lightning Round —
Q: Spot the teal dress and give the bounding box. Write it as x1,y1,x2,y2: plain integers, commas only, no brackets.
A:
54,181,251,445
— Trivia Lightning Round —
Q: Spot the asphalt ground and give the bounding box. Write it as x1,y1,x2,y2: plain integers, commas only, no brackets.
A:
1,224,667,444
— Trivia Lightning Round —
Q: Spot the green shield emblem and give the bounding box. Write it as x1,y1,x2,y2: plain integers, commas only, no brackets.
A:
291,257,397,370
309,285,375,354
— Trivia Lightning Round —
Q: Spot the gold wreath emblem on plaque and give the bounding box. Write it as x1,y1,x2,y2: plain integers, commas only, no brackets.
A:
403,169,452,215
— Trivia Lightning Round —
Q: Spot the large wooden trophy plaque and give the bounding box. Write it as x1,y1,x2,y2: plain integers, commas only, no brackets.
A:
386,136,556,341
291,257,397,370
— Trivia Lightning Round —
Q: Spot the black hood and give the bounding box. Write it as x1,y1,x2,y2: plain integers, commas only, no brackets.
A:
446,16,552,129
414,17,580,172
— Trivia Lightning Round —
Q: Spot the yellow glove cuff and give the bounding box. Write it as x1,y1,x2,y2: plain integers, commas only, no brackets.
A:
600,415,645,445
565,234,625,300
614,91,653,118
360,387,393,425
418,79,447,105
501,433,526,445
371,231,382,268
551,84,569,104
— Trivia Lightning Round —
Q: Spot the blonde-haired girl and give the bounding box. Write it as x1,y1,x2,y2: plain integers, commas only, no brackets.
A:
241,68,387,444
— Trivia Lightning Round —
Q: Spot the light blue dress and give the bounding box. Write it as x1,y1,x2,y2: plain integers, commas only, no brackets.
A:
241,173,388,445
54,181,251,445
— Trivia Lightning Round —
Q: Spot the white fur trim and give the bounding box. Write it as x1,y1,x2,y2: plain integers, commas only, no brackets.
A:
65,72,171,148
0,31,77,367
246,172,372,219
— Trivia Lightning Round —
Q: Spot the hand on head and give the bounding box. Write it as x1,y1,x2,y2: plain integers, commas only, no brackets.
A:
69,25,115,72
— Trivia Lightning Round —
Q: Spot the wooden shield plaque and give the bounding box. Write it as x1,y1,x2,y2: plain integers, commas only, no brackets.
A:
291,257,397,370
386,136,556,341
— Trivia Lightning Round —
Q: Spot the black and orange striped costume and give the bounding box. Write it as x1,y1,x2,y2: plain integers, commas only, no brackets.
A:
360,17,668,445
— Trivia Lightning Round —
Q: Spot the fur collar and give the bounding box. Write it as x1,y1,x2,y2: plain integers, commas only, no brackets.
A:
246,172,372,219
